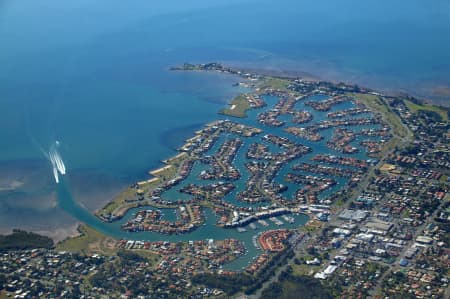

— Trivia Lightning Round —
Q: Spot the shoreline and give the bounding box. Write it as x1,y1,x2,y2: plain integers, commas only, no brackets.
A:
95,62,438,226
223,61,450,108
96,63,380,229
8,62,448,244
3,61,449,297
0,222,81,244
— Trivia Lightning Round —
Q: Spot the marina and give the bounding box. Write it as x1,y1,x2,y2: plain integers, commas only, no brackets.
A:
269,217,284,226
258,220,269,227
282,215,295,224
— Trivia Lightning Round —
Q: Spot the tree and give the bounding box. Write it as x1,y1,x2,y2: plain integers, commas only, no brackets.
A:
261,272,333,299
0,230,53,252
0,274,6,289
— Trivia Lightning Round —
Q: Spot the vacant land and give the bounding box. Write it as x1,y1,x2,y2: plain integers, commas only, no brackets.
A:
404,99,449,121
97,187,138,217
56,225,116,255
260,77,292,92
97,156,185,217
56,225,160,264
220,94,251,118
351,93,410,140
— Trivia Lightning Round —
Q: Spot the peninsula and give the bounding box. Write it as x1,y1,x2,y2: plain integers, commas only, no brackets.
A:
2,63,449,299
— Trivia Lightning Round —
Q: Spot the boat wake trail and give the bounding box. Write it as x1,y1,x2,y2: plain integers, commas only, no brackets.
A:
49,140,66,183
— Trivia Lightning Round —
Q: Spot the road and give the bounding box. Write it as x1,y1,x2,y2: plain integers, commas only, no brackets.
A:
250,103,414,299
368,198,447,298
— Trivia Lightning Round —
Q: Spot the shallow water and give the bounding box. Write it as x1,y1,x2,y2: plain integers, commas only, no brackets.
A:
0,0,449,249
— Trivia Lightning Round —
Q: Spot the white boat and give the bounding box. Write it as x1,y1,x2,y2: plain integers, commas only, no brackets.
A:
48,142,66,182
252,235,260,249
52,166,59,183
282,215,295,224
270,217,284,226
54,152,66,175
258,220,269,227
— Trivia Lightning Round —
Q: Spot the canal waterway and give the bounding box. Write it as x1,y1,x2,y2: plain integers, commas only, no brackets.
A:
55,92,380,270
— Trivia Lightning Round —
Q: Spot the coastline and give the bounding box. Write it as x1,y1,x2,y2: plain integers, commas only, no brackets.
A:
94,62,438,226
223,60,450,108
2,1,449,295
10,62,448,245
3,61,449,297
0,222,81,244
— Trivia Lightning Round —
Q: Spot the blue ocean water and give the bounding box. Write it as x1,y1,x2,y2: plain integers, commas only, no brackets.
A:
0,0,449,240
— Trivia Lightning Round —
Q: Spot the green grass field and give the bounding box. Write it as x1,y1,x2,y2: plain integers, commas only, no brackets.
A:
97,187,138,216
260,77,292,91
56,225,160,264
220,94,251,118
351,93,410,140
221,76,294,118
291,263,320,276
404,99,449,121
97,155,187,217
56,225,116,255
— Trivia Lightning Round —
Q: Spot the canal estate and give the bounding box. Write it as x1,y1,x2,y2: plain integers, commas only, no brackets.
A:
92,63,392,272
